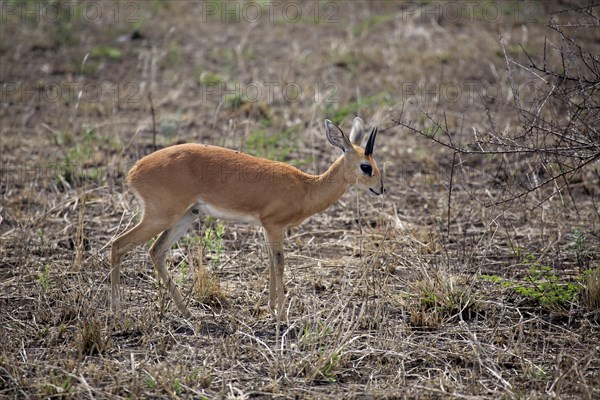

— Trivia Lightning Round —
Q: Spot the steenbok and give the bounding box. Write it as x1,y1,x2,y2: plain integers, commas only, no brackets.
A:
110,117,384,320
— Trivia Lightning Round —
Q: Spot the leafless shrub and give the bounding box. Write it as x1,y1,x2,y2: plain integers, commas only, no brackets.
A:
395,3,599,211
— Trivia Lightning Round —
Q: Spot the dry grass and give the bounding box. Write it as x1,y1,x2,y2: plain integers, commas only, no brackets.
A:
1,1,599,399
582,267,600,313
193,249,226,307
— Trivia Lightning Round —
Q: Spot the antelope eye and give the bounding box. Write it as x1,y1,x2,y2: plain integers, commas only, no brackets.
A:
360,163,373,176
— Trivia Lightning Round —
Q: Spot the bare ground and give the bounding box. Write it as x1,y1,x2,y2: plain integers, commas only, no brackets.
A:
1,1,599,399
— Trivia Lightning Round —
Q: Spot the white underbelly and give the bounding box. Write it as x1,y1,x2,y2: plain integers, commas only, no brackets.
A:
196,202,261,225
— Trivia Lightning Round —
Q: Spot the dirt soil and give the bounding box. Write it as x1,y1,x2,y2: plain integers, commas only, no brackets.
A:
1,1,599,399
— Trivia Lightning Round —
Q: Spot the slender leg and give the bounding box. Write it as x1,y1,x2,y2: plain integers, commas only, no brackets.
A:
263,226,286,322
149,206,200,318
111,219,167,314
269,263,277,313
262,230,277,313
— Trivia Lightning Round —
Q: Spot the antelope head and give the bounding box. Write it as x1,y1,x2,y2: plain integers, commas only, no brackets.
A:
325,117,384,196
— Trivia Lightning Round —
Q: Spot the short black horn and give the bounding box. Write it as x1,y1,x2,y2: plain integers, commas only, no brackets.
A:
364,127,378,156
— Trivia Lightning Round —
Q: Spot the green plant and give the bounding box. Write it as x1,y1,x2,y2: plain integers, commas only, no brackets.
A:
68,127,100,160
495,43,538,59
323,92,391,124
511,244,526,260
166,40,182,66
482,261,580,310
317,348,342,383
159,113,182,136
36,228,45,242
54,374,72,395
245,125,302,162
422,124,442,138
53,126,113,187
187,368,213,389
352,14,395,36
144,375,157,390
209,47,237,72
298,321,344,383
202,220,225,265
224,91,246,109
38,265,52,293
198,71,224,85
568,228,591,268
520,265,579,308
89,45,121,60
173,378,182,396
25,1,81,45
300,320,333,346
177,260,189,285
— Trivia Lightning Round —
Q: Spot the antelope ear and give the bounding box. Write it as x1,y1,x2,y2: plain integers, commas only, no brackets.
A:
324,119,353,152
349,117,365,145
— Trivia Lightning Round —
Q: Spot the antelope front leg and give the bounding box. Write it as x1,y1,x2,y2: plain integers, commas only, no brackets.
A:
264,227,287,322
268,262,277,314
274,246,287,322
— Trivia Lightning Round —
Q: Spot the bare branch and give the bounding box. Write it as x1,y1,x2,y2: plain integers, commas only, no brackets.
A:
392,9,599,209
